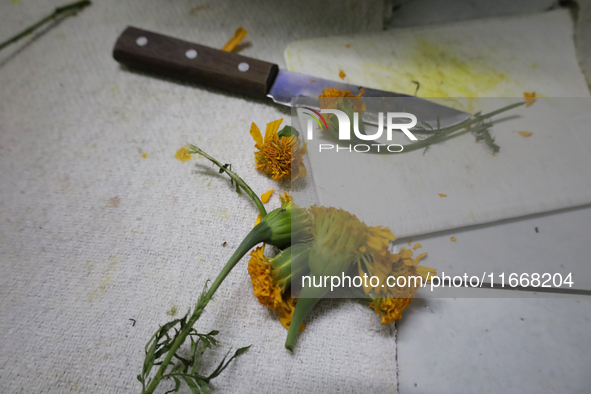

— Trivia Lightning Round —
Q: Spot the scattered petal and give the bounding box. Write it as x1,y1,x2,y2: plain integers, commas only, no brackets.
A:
141,153,148,159
338,69,346,80
438,193,447,197
222,27,247,52
261,189,274,203
450,236,457,242
412,243,422,250
175,147,192,162
518,131,533,137
254,213,262,226
523,92,536,107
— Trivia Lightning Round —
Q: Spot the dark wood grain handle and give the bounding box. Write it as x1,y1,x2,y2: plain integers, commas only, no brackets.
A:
113,26,279,99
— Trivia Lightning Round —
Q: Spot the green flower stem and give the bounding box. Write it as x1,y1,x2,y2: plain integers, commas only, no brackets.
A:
400,101,525,153
285,280,329,351
144,223,271,394
187,144,267,217
0,0,91,52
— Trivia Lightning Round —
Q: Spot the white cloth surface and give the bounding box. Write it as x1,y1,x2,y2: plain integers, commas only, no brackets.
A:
0,1,394,393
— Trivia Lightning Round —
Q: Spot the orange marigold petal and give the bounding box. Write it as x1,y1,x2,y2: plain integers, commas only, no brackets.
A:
250,122,264,149
278,296,305,331
523,92,536,107
264,119,283,143
222,27,247,52
369,297,413,325
261,189,274,203
254,213,262,226
518,131,533,137
279,192,292,204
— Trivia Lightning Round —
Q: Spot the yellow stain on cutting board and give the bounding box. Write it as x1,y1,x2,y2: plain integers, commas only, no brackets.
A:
361,38,513,98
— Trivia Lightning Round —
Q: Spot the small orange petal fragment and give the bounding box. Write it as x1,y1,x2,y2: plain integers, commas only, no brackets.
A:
451,236,457,242
523,92,536,107
141,153,148,159
261,190,274,203
254,213,262,226
518,131,533,137
412,243,422,250
222,27,247,52
339,69,346,80
438,193,447,197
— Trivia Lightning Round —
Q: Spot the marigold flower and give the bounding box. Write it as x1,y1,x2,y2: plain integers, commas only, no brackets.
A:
250,119,307,182
247,244,310,331
365,247,436,324
306,206,394,277
286,206,396,350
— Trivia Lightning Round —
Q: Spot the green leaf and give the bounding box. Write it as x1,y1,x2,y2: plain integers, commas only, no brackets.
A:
196,380,212,394
277,126,300,138
172,376,181,392
206,346,251,380
182,375,202,394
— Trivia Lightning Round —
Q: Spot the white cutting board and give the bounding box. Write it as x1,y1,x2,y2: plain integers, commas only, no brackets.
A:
285,10,591,237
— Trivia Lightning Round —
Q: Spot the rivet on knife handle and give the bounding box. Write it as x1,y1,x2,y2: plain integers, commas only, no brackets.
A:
112,26,279,99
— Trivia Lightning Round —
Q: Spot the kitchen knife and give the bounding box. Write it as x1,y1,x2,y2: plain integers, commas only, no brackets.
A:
113,26,471,129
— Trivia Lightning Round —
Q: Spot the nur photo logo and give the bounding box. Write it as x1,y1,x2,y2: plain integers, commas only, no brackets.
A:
302,107,419,153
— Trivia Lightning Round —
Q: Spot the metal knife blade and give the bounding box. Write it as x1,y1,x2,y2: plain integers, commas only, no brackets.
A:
268,69,471,128
113,26,470,129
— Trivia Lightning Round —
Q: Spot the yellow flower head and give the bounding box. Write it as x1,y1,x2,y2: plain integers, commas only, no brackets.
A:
247,244,310,330
306,206,395,277
250,119,307,182
365,247,436,324
247,246,283,310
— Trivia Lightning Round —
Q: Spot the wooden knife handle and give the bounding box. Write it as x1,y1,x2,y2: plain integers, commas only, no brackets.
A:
113,26,279,99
